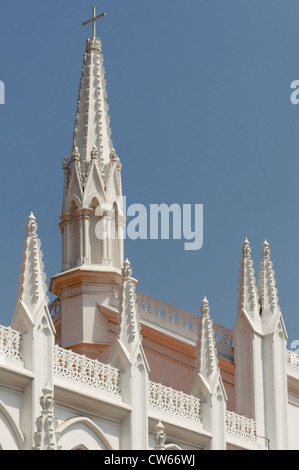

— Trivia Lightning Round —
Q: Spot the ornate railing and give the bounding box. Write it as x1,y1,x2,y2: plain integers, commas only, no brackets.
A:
53,345,121,396
136,292,198,340
225,411,257,444
213,324,234,358
136,292,234,358
286,349,299,370
0,325,22,361
149,381,201,423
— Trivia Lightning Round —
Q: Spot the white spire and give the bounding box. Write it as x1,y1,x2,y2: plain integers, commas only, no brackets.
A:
117,259,141,352
72,36,113,175
17,212,49,309
258,239,280,319
237,238,260,323
195,297,219,381
59,32,125,272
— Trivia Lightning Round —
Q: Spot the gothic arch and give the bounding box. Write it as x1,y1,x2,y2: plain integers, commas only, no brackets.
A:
85,192,105,210
0,400,24,450
57,417,114,451
89,196,100,210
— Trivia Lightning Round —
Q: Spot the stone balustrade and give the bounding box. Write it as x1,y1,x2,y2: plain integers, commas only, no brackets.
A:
136,292,234,359
53,345,121,396
225,410,257,444
0,324,22,361
149,380,201,424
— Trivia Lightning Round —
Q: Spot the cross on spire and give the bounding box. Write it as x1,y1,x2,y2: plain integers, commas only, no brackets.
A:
82,6,106,38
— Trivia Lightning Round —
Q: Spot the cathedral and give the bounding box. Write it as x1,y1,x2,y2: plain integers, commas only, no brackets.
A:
0,9,298,451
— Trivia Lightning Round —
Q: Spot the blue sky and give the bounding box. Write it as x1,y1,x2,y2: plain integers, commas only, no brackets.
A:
0,1,298,347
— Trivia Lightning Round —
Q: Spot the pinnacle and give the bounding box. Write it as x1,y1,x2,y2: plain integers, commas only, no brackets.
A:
238,237,259,320
196,296,219,379
259,239,279,316
18,213,49,308
26,211,38,235
122,258,132,280
241,237,251,258
261,239,271,259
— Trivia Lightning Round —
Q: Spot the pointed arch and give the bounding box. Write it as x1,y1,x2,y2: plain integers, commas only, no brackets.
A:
57,417,114,450
89,196,100,210
83,159,107,207
0,400,24,450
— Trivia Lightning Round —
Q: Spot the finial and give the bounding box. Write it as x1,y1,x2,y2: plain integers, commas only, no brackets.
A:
153,421,167,449
122,258,132,280
261,239,271,259
26,212,37,235
242,237,251,258
200,296,210,317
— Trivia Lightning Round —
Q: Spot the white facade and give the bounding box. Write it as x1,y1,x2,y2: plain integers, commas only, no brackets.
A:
0,25,298,451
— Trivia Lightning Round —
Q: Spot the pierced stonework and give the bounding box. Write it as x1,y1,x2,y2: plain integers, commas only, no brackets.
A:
0,325,22,361
149,381,201,423
53,345,121,395
225,411,257,444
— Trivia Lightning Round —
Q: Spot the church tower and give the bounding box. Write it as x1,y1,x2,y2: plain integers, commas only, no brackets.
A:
50,10,125,361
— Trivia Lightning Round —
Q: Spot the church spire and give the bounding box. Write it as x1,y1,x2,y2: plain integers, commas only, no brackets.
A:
59,12,125,272
71,32,113,174
50,16,126,359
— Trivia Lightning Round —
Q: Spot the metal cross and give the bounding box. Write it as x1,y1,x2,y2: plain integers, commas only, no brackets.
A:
82,7,106,38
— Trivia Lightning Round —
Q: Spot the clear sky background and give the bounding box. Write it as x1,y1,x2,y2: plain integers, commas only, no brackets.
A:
0,1,298,347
